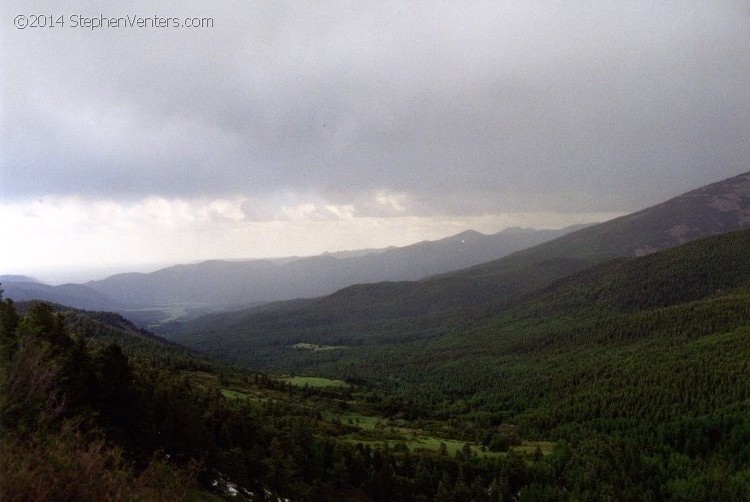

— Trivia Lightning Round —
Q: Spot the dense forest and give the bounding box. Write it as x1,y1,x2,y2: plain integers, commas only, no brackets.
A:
0,295,592,501
5,307,748,501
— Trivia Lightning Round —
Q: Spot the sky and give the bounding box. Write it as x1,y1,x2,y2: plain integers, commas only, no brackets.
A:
2,1,749,283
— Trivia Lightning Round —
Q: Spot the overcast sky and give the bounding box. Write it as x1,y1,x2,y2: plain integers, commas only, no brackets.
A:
2,1,749,282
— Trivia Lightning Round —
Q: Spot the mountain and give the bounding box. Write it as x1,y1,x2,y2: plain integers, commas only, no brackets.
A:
448,170,750,283
162,227,750,451
163,171,750,363
0,279,122,312
84,225,583,309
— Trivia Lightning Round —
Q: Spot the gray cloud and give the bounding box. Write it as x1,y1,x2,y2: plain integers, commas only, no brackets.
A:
2,0,749,215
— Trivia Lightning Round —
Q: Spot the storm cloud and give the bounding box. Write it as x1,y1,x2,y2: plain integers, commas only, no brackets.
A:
2,1,749,277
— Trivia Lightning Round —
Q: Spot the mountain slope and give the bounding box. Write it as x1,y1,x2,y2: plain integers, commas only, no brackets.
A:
358,228,750,431
1,280,122,311
447,170,750,283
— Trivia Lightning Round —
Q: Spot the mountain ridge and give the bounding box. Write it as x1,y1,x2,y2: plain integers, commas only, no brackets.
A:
163,170,750,363
434,171,750,282
83,225,585,310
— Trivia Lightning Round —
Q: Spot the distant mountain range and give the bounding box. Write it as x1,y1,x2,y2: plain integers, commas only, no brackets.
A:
162,171,750,361
5,171,748,327
88,225,586,307
1,225,586,318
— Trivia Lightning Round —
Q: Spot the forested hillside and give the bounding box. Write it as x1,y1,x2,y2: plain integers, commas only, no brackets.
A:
157,228,750,498
0,292,597,501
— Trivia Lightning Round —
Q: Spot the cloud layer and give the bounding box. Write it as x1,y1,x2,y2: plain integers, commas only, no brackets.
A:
2,1,749,276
